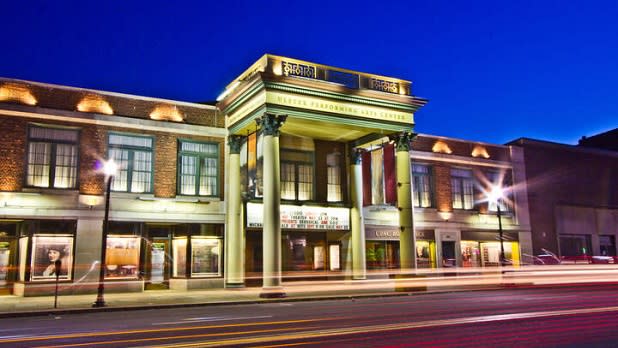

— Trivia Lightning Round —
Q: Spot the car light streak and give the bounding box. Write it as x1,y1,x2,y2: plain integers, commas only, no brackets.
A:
149,305,618,347
153,315,273,325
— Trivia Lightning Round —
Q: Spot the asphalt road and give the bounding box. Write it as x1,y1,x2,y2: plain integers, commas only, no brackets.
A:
2,284,618,347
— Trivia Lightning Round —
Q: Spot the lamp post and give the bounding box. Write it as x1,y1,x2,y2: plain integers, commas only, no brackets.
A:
93,159,117,308
488,185,505,267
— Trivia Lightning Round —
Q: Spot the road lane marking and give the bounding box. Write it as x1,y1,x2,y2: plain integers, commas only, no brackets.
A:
0,318,340,344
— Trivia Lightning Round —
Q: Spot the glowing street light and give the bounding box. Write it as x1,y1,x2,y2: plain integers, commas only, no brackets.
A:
93,159,118,307
488,185,506,267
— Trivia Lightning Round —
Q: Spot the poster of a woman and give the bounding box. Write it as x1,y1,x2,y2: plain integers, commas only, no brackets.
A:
31,235,73,281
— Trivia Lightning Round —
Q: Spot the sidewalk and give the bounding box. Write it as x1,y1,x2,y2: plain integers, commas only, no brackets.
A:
3,265,618,318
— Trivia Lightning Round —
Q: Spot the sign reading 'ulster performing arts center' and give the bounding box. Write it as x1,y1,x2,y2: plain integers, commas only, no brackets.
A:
247,203,350,230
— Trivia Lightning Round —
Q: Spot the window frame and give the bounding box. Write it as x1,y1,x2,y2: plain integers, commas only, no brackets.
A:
107,132,154,193
451,168,475,210
412,163,434,208
177,140,220,197
280,149,315,202
25,124,80,189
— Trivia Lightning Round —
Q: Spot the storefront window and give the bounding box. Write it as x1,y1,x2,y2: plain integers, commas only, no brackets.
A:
416,241,435,268
104,236,140,279
191,238,221,276
172,238,187,277
461,241,482,267
366,241,399,269
30,235,73,281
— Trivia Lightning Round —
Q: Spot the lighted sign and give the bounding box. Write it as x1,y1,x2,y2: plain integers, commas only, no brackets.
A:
369,78,399,94
247,203,350,230
265,91,413,124
282,61,317,79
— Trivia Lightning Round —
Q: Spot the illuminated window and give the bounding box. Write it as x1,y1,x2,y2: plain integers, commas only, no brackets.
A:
191,237,221,276
178,141,219,196
26,125,79,189
326,152,342,202
451,168,474,210
280,149,314,201
412,164,433,208
108,133,153,193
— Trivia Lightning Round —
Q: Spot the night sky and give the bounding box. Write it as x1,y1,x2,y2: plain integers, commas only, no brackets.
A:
2,1,616,145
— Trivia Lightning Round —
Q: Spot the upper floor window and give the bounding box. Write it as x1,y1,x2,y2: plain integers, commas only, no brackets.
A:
26,125,79,189
281,149,314,201
178,141,219,196
108,133,153,193
451,168,474,210
327,151,342,202
412,164,433,208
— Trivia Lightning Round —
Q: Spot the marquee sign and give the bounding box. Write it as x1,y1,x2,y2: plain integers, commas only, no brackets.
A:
247,203,350,230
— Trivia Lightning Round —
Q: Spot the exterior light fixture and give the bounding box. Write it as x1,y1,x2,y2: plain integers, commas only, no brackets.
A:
93,159,118,307
487,185,506,267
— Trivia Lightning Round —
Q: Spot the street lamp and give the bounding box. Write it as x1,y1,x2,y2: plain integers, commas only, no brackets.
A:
93,159,118,307
488,185,505,267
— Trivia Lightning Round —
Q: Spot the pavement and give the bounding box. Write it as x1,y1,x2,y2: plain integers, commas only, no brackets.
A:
2,266,618,318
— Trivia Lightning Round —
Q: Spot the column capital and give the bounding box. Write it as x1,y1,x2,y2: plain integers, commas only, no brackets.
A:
350,148,364,165
390,132,417,152
228,135,244,154
256,113,287,136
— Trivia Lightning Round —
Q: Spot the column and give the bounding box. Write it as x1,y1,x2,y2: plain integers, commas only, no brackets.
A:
226,135,244,288
350,148,367,280
393,132,417,270
257,113,287,298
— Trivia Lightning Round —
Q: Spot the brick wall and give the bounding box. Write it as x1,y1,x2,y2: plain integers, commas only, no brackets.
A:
0,116,26,191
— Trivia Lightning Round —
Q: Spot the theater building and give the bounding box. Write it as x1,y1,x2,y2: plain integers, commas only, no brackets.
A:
1,55,533,296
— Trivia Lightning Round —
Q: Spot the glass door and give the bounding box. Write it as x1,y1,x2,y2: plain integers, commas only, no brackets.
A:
146,239,169,290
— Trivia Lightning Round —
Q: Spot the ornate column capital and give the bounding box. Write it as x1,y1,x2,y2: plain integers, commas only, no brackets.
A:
256,113,287,136
228,135,244,154
390,131,417,152
351,148,364,165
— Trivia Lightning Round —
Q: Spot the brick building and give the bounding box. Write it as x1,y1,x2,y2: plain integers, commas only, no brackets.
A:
1,55,533,297
0,78,226,296
508,137,618,260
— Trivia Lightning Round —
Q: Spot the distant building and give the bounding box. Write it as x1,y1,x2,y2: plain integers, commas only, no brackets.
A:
508,136,618,260
0,55,533,297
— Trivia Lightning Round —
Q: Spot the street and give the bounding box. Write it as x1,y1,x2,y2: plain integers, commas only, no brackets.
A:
1,283,618,347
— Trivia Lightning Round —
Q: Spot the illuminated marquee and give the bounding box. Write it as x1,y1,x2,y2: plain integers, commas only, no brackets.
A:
282,61,317,79
247,203,350,230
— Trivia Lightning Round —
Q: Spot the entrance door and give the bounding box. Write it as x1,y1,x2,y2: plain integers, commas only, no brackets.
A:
441,241,456,267
146,240,169,290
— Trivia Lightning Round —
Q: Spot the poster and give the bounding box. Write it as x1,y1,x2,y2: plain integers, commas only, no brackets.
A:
31,235,73,281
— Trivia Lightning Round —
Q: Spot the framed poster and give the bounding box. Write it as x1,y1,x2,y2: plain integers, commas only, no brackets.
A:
31,235,73,281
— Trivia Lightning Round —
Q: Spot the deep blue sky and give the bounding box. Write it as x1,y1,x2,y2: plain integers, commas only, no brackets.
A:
1,1,616,145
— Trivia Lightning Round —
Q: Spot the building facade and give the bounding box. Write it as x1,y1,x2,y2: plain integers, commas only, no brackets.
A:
0,78,227,296
1,55,533,296
509,137,618,260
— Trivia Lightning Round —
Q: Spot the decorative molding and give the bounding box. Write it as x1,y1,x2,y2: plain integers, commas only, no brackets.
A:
391,132,417,151
228,135,244,154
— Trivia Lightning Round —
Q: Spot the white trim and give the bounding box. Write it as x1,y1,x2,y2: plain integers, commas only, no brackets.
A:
410,150,513,169
0,108,227,137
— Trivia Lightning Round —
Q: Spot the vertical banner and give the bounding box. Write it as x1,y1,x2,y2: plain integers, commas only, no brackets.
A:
247,132,257,196
371,148,384,205
384,143,396,204
361,151,372,206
